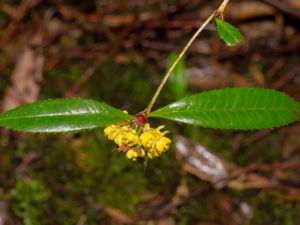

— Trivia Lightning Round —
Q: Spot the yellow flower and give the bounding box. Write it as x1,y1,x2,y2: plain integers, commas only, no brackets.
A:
104,125,119,140
140,124,171,158
155,137,171,152
114,128,138,147
125,148,146,161
140,132,155,148
104,121,171,160
126,149,138,160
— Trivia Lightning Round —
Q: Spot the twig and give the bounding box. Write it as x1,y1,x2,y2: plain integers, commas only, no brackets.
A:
271,65,299,89
145,0,231,114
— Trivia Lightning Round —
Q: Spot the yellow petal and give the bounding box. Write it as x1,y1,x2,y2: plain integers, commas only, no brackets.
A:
124,132,138,146
120,125,130,131
144,123,151,130
126,149,138,160
140,149,146,157
161,137,171,144
156,125,165,131
140,132,155,148
114,134,124,146
104,125,119,140
147,152,154,159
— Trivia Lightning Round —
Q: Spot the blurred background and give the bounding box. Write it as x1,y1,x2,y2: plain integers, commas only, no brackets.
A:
0,0,300,224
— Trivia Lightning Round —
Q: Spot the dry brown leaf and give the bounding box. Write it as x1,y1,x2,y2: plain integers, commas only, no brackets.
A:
175,136,278,190
175,135,229,189
157,216,176,225
1,47,44,112
0,201,9,225
103,15,135,27
217,195,252,225
228,173,274,189
105,207,136,224
227,1,275,21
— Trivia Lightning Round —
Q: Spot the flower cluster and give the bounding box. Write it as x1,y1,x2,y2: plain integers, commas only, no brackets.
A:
104,122,171,160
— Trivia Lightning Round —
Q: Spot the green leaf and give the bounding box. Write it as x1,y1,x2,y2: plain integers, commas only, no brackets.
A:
0,99,133,133
167,52,187,99
215,18,244,46
149,88,300,130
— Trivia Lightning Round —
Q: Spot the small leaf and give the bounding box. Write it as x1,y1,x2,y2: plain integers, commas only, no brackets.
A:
167,52,187,99
150,88,300,130
0,99,133,133
215,18,244,46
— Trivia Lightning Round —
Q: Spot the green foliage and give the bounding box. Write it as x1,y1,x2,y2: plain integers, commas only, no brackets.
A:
0,99,133,133
215,18,244,46
167,52,187,99
10,178,50,225
1,87,299,133
150,88,300,130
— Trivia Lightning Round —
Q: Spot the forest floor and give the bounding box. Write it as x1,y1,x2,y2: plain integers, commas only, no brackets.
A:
0,0,300,224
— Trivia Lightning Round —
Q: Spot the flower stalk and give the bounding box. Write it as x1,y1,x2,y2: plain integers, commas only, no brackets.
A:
145,0,231,115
